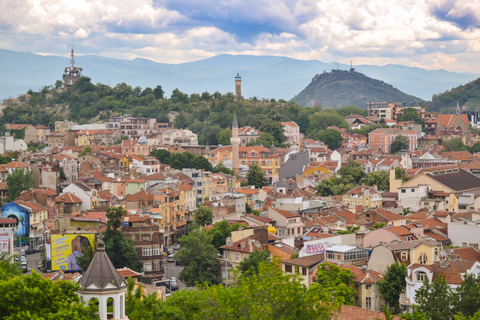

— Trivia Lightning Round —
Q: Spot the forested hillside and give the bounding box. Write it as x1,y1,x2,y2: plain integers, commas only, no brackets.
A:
1,77,367,146
291,69,423,108
428,77,480,113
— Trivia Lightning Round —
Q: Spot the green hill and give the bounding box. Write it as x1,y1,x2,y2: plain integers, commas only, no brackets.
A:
428,77,480,113
291,69,424,108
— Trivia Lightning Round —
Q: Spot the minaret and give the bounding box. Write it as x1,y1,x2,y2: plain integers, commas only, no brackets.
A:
78,240,129,320
456,101,461,116
231,113,240,175
235,73,242,98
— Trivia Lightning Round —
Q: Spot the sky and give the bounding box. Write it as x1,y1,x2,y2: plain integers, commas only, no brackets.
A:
1,0,480,72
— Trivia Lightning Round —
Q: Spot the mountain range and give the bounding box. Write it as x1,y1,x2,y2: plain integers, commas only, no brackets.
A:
0,48,478,104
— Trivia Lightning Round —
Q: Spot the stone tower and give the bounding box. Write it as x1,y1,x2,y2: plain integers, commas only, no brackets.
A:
78,240,128,320
63,48,83,88
231,113,240,175
235,73,242,98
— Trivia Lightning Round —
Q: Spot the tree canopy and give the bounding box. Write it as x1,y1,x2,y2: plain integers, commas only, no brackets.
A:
390,135,409,154
238,249,271,275
174,227,219,286
6,169,34,202
247,163,268,188
103,206,142,271
194,205,213,227
378,263,407,313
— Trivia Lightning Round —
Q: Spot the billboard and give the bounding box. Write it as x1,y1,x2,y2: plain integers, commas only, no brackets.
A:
0,230,12,254
51,234,96,271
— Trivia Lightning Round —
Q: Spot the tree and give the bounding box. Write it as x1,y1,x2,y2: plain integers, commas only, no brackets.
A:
124,260,336,320
103,206,142,271
6,169,34,202
360,171,390,191
212,163,236,177
174,227,219,286
0,272,98,319
390,135,409,154
238,249,271,275
207,220,242,251
194,205,213,227
443,137,467,152
247,163,268,188
378,263,407,313
258,119,287,144
75,239,95,272
315,177,356,196
415,275,451,320
338,160,366,184
248,132,276,148
216,128,232,145
78,146,92,157
150,149,171,164
317,129,343,150
0,251,21,281
153,85,164,99
400,107,425,126
452,273,480,317
311,262,356,306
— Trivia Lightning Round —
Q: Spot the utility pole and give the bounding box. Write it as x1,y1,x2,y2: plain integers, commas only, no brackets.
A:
225,256,228,286
374,273,377,311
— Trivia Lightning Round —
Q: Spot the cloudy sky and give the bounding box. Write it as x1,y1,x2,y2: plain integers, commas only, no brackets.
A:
1,0,480,72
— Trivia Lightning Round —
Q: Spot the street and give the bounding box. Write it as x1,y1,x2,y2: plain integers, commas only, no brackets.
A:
165,260,196,291
26,252,41,274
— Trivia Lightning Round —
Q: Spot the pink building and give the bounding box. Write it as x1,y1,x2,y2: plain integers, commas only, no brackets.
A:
281,122,304,144
368,128,417,153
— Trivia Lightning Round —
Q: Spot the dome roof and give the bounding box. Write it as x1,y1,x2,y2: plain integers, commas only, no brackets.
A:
138,135,148,145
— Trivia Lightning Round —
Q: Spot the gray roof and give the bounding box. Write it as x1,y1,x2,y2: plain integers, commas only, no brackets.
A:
428,169,480,192
232,113,238,128
80,241,126,291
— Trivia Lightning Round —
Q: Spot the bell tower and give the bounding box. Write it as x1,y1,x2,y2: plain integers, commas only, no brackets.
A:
235,73,242,98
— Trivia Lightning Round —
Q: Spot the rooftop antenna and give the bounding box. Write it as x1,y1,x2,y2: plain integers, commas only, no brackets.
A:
70,44,75,67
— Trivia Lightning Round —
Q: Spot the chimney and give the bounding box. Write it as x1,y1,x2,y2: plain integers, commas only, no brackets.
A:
248,239,253,252
240,242,246,249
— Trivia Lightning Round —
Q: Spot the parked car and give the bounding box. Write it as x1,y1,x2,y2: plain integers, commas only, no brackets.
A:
167,248,174,255
19,255,27,263
21,261,28,273
175,259,181,266
167,254,175,263
25,248,38,254
169,277,178,291
173,244,181,250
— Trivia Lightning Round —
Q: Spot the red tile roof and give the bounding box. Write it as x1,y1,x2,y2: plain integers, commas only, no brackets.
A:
55,193,82,203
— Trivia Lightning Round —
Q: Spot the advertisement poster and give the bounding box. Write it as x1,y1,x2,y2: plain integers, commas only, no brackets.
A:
0,202,30,245
0,230,11,254
51,234,96,271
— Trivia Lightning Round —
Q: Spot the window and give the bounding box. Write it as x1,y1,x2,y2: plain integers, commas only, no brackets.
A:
224,252,228,259
418,253,427,264
153,261,160,270
142,234,151,241
143,262,152,271
401,189,406,193
153,247,160,255
285,265,292,273
142,247,152,256
411,189,415,192
416,271,427,281
327,252,335,260
365,297,372,310
371,136,374,141
302,267,307,276
366,284,371,289
234,253,240,261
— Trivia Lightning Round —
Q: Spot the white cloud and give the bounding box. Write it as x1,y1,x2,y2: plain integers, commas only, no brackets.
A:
74,28,89,39
0,0,480,72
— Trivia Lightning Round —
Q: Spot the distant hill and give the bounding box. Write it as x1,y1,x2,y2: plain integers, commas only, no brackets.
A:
428,77,480,113
291,69,424,108
0,48,479,102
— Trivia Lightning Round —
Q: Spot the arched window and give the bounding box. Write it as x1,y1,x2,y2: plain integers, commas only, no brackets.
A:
419,253,427,264
401,252,408,261
416,271,427,282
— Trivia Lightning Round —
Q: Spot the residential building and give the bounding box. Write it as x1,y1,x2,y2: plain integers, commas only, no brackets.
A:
63,182,99,211
6,124,37,143
435,114,471,143
281,254,325,287
47,131,76,147
238,126,261,146
268,207,303,238
368,128,417,152
123,215,165,282
53,193,83,214
158,129,198,146
342,185,382,208
106,115,157,137
340,265,384,310
281,122,303,144
367,102,399,120
0,132,27,154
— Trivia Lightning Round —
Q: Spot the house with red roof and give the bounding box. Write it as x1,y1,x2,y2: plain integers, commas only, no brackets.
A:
54,192,83,214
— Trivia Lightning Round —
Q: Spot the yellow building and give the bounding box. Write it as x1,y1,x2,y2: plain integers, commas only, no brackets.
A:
303,164,334,176
342,185,382,208
388,239,442,265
